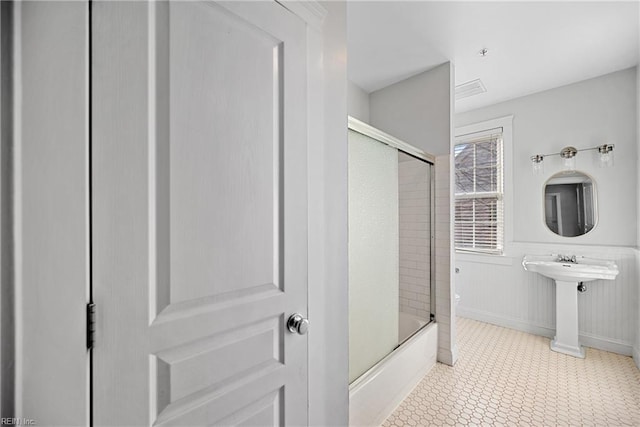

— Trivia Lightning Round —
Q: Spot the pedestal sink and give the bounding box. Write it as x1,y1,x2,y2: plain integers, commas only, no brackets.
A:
522,254,619,358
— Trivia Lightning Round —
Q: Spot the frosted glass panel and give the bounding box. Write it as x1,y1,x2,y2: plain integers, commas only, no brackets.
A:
348,130,399,383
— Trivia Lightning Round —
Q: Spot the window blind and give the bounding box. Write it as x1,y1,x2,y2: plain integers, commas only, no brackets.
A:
454,128,504,254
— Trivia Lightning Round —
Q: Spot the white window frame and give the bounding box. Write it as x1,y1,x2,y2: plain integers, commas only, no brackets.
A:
454,116,513,258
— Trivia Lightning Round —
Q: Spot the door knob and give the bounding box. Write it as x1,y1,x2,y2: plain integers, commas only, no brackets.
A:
287,313,309,335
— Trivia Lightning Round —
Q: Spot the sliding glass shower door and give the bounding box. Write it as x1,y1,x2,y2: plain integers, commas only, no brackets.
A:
348,125,434,383
348,129,400,382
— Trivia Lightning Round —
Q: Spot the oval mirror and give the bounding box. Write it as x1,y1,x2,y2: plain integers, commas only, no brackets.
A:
544,171,597,237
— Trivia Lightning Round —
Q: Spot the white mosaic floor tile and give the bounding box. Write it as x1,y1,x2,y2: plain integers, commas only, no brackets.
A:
382,317,640,426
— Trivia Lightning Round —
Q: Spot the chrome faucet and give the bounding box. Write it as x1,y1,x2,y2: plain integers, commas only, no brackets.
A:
557,254,577,263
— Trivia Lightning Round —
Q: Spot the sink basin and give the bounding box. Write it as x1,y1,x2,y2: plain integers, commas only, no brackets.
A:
523,254,619,358
522,254,619,282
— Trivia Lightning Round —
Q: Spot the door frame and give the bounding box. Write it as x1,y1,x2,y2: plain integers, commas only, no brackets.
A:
545,192,563,235
1,1,90,424
278,2,349,424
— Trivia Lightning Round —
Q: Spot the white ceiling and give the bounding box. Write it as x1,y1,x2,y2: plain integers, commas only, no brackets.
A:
348,1,640,112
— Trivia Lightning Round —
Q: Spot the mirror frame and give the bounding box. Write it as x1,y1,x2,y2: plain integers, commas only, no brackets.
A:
542,170,598,237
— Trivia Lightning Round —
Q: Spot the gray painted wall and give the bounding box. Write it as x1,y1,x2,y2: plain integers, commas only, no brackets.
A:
370,62,453,156
455,67,638,358
457,67,637,247
348,80,370,123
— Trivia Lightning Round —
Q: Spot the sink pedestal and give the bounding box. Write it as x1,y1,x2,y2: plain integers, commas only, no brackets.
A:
523,254,619,359
551,280,585,358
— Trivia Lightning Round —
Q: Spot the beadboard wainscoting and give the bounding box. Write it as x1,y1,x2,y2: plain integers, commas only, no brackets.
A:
455,243,638,356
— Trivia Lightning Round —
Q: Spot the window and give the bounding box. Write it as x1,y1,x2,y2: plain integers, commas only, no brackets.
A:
454,127,504,254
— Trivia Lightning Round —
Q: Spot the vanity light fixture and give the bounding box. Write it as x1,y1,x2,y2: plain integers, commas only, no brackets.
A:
530,143,615,174
531,154,544,175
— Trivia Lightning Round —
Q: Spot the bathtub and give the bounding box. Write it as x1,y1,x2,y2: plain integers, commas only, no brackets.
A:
399,312,428,343
349,314,437,426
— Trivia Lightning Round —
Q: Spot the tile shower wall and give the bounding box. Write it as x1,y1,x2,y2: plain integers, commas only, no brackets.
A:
398,155,431,320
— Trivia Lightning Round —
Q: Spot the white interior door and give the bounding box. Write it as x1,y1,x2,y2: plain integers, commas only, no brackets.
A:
545,193,562,234
92,1,308,425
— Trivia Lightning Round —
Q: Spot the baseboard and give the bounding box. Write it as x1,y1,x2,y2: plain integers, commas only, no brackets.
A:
633,346,640,370
437,344,459,366
458,307,633,356
457,307,554,339
579,332,633,356
450,343,459,365
437,348,456,366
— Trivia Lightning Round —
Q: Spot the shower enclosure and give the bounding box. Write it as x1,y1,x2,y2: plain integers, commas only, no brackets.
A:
348,117,437,426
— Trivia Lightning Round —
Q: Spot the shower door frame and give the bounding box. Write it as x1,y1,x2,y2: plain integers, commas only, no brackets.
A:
347,116,437,329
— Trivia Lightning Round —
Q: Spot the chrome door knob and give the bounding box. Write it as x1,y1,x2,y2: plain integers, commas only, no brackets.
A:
287,313,309,335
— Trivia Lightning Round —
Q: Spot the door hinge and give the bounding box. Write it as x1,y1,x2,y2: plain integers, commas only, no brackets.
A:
87,302,96,350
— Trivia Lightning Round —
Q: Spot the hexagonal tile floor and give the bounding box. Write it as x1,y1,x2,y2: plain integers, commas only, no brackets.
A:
382,317,640,426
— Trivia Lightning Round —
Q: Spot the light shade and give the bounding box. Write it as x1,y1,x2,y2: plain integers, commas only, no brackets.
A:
560,146,577,171
598,144,614,168
562,156,576,171
531,155,544,175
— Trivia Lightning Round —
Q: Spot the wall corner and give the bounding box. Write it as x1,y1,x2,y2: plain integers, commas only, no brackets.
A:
308,1,349,426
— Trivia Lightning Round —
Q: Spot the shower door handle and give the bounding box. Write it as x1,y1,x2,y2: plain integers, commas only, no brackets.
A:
287,313,309,335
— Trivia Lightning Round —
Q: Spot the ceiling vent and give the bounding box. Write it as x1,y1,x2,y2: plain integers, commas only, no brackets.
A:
455,79,486,100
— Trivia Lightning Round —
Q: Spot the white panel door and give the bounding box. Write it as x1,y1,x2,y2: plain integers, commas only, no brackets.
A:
92,1,308,425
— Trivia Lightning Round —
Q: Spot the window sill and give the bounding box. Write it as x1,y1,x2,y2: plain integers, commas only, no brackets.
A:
455,251,514,266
